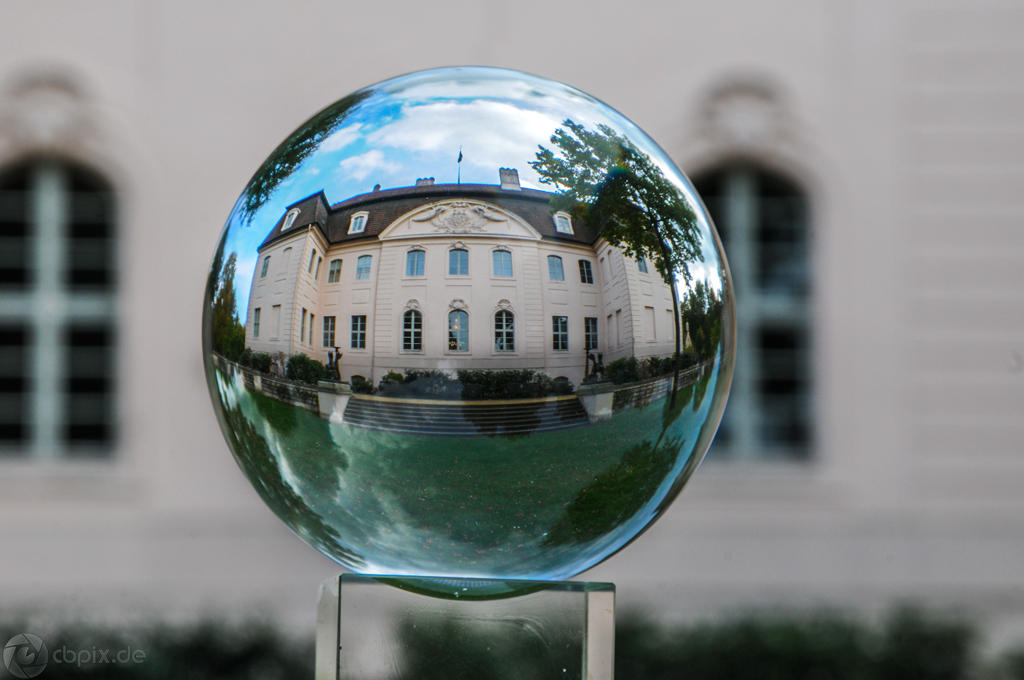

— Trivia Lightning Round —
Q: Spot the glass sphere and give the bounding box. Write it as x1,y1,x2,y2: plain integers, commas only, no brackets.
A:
202,67,734,594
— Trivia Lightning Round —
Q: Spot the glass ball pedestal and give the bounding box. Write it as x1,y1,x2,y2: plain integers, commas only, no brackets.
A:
316,575,614,679
203,67,734,680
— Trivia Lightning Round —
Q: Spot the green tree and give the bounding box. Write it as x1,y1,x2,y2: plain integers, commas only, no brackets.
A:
239,90,371,223
681,278,723,360
531,120,703,405
212,252,246,361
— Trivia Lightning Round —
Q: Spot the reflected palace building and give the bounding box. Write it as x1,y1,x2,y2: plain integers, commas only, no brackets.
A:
244,168,677,386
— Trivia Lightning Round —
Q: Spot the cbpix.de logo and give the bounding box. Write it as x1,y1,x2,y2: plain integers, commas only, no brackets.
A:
3,634,48,678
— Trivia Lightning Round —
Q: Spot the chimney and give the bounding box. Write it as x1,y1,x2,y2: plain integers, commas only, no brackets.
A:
373,184,381,192
499,167,521,190
415,177,435,186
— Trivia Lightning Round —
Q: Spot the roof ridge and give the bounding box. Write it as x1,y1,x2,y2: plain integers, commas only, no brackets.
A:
327,182,552,210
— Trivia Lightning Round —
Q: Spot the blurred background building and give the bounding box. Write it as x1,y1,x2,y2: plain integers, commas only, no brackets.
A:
0,0,1022,653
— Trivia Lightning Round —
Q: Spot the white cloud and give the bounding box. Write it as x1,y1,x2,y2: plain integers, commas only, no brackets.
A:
338,149,401,183
319,122,363,153
366,100,560,182
389,75,547,107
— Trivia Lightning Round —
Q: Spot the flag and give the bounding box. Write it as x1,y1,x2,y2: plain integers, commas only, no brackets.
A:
457,149,463,163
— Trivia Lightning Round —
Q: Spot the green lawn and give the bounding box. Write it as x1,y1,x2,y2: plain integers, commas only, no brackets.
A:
213,362,723,583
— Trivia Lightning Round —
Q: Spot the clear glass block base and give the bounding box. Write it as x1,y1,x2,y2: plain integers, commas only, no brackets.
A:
316,574,615,680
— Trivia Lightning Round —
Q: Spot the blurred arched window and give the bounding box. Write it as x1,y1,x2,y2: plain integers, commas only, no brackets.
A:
692,167,811,461
0,159,117,458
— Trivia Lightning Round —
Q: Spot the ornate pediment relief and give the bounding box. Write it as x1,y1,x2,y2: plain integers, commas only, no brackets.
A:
378,199,541,241
412,201,506,234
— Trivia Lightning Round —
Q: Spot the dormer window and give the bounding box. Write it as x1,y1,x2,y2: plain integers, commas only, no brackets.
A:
282,209,300,231
349,212,368,234
553,212,573,234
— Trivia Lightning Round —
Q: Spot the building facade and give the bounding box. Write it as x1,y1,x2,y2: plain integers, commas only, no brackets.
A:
245,170,677,387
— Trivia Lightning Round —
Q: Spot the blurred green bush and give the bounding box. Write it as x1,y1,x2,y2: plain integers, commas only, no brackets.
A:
616,607,977,680
2,607,1022,680
0,619,312,680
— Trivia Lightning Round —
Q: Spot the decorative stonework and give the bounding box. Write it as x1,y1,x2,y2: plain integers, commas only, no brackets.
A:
449,298,468,311
495,299,514,312
412,201,508,234
699,80,792,157
0,72,95,156
404,299,422,312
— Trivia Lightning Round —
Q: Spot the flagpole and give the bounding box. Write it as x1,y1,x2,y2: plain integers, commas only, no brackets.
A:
457,146,462,184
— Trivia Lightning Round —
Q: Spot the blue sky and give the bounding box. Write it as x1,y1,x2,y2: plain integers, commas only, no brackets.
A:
216,68,726,319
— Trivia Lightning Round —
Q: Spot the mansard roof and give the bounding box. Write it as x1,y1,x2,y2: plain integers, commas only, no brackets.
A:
258,181,599,251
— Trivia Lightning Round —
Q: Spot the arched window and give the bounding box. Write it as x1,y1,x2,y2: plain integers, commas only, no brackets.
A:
448,310,469,351
403,310,422,351
693,167,811,461
0,159,116,456
355,255,372,280
492,250,513,277
406,249,425,277
308,248,317,274
547,255,564,281
494,311,515,352
260,256,270,278
637,257,649,274
449,248,468,276
327,259,342,283
578,259,594,284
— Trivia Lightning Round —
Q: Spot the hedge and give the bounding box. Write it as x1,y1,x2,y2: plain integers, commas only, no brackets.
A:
605,351,699,385
375,369,575,400
284,353,332,385
237,348,272,374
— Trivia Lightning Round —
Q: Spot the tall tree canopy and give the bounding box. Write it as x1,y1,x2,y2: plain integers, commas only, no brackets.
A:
532,120,706,403
681,278,724,360
212,251,245,360
240,90,371,224
530,119,703,288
